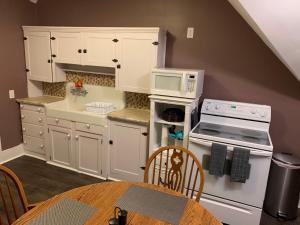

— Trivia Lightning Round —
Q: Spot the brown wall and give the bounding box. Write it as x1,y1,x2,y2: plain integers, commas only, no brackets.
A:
0,0,38,150
36,0,300,156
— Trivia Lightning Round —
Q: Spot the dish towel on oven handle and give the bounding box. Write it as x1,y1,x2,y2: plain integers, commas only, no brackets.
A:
209,143,227,177
230,147,251,183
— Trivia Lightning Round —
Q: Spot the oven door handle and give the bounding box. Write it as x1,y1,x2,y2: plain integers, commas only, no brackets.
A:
189,137,272,157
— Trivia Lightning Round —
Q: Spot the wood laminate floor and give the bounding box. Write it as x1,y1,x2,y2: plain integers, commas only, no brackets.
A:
3,156,300,225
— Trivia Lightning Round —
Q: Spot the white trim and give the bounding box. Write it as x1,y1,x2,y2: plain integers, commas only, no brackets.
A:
0,144,25,164
22,26,161,33
24,151,46,161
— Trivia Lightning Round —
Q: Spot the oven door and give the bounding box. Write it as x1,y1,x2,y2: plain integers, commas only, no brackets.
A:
188,137,272,208
151,72,186,97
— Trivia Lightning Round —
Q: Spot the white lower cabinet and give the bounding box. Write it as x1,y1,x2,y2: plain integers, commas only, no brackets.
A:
109,121,148,182
48,125,74,167
47,118,105,178
75,131,102,176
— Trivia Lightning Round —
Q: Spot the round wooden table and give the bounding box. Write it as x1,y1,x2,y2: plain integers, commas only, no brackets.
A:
14,182,221,225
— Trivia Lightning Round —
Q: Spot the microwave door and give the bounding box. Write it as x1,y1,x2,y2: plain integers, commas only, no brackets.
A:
154,73,183,92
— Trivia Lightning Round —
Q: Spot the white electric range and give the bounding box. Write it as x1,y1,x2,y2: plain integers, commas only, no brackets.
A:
188,99,273,225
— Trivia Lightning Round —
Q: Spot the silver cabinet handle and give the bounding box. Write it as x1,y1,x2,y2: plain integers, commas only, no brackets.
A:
86,124,90,129
75,135,79,140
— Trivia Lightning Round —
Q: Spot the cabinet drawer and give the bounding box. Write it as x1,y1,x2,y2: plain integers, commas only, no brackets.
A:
20,104,45,113
47,117,72,128
75,122,104,134
21,110,45,125
22,123,45,138
23,135,45,155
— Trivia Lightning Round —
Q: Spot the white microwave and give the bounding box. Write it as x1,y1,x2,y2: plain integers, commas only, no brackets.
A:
151,68,205,99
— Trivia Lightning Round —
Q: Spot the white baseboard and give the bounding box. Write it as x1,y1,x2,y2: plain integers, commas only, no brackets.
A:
46,161,106,180
0,144,25,164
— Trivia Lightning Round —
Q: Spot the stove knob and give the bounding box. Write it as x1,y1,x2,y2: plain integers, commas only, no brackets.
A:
250,109,257,115
215,105,220,110
205,104,210,111
259,111,267,118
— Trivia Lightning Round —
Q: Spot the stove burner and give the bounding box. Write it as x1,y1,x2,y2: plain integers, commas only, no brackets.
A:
242,135,260,142
201,128,220,135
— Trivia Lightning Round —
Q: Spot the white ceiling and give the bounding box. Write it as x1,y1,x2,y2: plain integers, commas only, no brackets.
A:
228,0,300,82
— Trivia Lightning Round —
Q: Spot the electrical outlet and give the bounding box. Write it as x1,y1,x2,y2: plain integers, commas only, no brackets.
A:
9,90,15,99
187,27,194,39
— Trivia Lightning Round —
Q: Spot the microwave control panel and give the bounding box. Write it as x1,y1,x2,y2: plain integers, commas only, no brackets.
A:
187,74,196,92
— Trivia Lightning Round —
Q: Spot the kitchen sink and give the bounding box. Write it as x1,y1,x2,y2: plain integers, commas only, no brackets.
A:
46,100,109,126
44,84,126,126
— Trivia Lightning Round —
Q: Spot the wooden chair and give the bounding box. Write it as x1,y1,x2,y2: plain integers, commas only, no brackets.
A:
144,146,205,202
0,164,36,225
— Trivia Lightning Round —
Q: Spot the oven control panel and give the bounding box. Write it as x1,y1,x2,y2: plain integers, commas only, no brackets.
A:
201,99,271,122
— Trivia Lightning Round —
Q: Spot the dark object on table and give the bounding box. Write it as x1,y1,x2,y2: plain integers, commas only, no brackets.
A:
108,207,127,225
162,108,184,122
263,152,300,220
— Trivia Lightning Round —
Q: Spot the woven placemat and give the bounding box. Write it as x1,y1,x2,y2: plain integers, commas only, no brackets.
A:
27,198,97,225
115,185,188,225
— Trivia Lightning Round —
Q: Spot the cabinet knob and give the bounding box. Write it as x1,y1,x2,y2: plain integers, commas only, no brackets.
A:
112,59,118,63
112,39,119,42
51,54,56,58
67,134,71,139
55,119,59,123
75,135,79,140
39,131,43,136
40,144,45,149
83,49,87,53
20,105,24,109
21,115,25,119
109,140,113,145
117,64,121,69
38,118,42,122
86,124,90,129
142,132,148,136
37,107,41,112
22,128,26,132
78,49,82,53
24,141,27,145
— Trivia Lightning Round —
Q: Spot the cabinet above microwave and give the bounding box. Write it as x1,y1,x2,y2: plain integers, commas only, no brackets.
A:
23,26,166,94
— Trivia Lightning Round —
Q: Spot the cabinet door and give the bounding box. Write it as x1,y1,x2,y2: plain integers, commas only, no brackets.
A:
48,125,73,167
24,31,53,82
51,32,81,64
81,33,117,67
116,33,158,93
75,131,102,176
110,121,148,182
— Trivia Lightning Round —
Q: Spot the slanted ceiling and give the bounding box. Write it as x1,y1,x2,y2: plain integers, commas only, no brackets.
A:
229,0,300,82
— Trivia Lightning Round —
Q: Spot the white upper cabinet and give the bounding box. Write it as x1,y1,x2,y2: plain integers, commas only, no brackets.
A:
116,32,163,93
23,27,166,90
82,33,117,67
24,31,53,82
51,32,81,65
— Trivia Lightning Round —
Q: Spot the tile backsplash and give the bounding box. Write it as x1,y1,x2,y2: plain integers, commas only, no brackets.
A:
43,71,150,109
